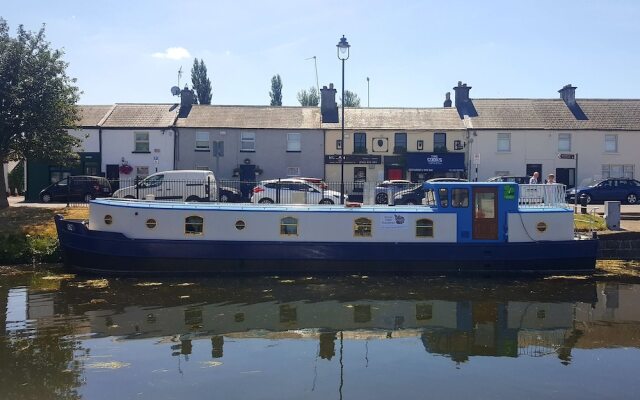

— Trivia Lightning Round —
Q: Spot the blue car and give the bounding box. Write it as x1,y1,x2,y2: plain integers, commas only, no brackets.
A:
566,178,640,204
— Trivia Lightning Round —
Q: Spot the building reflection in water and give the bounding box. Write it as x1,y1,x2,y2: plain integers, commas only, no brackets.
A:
6,273,640,396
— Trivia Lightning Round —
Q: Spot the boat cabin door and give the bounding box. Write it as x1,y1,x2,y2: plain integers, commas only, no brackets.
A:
472,187,498,240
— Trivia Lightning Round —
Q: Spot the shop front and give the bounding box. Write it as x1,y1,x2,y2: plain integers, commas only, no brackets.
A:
406,152,466,182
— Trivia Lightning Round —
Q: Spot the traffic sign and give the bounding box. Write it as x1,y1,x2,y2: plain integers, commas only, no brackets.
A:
558,153,575,160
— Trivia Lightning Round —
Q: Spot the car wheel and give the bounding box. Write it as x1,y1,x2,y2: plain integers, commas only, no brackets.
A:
375,193,388,204
628,193,638,204
319,199,334,205
219,193,230,202
83,193,94,203
186,195,201,202
259,198,274,204
581,194,592,204
40,192,52,203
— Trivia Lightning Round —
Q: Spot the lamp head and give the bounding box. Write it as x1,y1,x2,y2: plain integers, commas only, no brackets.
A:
336,35,350,60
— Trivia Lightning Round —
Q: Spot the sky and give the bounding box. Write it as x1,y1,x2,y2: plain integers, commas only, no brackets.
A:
3,0,640,107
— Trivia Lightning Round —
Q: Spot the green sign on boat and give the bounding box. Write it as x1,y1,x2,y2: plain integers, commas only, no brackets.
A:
504,185,516,200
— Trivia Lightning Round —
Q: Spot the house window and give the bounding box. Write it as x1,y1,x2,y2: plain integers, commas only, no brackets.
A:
336,139,342,150
280,217,298,235
241,132,255,152
416,219,434,237
602,164,634,179
354,132,367,154
558,133,571,152
605,134,618,153
134,131,149,152
195,132,210,151
287,167,300,177
497,133,511,152
136,166,149,178
394,132,407,153
354,217,372,237
417,140,424,151
434,132,447,152
185,216,204,235
287,133,301,152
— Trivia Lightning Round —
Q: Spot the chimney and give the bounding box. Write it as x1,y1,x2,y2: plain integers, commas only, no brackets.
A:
558,84,577,106
453,81,472,108
320,83,339,123
443,92,452,108
178,86,195,118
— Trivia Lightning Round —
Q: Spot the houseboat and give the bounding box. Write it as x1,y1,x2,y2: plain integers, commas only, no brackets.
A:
54,182,598,274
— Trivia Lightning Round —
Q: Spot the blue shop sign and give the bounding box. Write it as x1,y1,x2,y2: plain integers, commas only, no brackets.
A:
406,152,465,172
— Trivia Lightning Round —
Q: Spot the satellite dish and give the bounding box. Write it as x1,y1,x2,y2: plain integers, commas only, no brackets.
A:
170,86,180,96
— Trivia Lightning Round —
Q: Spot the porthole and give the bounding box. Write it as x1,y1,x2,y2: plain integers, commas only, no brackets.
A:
104,215,113,225
536,222,547,232
146,219,157,229
235,220,246,230
185,216,204,235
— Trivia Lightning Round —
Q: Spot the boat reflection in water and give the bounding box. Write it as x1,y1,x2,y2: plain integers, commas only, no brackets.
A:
5,272,640,399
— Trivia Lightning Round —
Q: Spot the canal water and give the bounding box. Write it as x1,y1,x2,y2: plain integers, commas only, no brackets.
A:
2,266,640,399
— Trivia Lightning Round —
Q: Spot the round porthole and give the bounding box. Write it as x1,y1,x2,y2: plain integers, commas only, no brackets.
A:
146,219,157,229
104,215,113,225
235,220,246,230
536,222,547,232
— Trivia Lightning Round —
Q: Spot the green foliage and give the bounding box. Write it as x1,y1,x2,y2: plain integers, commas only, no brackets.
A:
270,74,283,106
297,87,319,106
0,18,81,209
0,233,61,264
341,90,361,107
191,58,212,105
8,160,24,195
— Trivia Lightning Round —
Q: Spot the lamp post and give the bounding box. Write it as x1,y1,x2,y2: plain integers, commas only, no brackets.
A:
337,35,350,204
366,77,370,107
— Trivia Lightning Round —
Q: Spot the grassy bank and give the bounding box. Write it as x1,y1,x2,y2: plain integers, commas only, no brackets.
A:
0,207,88,264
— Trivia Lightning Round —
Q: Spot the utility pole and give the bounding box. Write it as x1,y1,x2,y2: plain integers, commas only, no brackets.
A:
367,77,370,107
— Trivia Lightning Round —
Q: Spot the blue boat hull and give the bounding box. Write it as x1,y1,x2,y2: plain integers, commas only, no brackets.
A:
55,217,598,275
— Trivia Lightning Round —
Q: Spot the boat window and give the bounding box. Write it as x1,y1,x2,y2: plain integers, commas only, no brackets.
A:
424,189,436,206
280,217,298,236
438,188,449,208
146,219,157,229
104,215,113,225
354,218,372,237
451,188,469,208
185,216,204,235
416,219,434,237
235,220,246,230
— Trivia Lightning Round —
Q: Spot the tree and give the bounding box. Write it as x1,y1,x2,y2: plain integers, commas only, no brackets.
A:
341,90,361,107
297,87,319,106
0,19,81,209
269,74,283,106
191,58,212,105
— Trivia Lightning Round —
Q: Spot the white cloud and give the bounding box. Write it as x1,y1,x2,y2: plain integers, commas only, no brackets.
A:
152,47,191,60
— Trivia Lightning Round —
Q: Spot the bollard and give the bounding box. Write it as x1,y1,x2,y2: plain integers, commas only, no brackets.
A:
604,201,621,230
580,194,588,214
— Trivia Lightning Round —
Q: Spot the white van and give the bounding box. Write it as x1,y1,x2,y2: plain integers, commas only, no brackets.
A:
112,170,217,202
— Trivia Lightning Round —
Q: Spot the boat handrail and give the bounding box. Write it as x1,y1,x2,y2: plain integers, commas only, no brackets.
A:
518,184,569,209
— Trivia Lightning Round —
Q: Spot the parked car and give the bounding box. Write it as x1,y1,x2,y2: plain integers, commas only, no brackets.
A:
487,176,530,184
566,178,640,204
218,186,243,202
374,180,415,204
39,176,112,203
297,177,328,189
393,185,426,205
426,178,468,183
251,178,346,204
112,170,217,202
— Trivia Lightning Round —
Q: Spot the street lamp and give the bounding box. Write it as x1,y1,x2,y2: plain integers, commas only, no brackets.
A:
337,35,350,204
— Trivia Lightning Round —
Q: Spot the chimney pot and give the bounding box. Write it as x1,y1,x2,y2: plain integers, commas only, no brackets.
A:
444,92,452,108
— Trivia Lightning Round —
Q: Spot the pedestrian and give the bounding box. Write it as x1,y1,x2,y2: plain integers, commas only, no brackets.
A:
529,172,539,184
546,174,556,184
